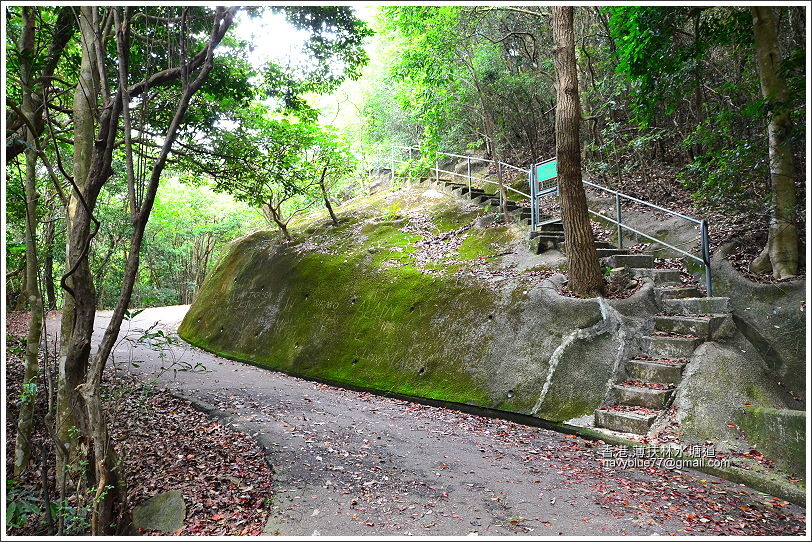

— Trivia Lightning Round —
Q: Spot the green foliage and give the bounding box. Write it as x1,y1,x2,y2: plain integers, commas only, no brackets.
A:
6,480,41,530
261,7,372,118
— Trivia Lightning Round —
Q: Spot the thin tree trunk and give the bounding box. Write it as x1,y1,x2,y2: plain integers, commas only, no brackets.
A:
319,165,339,226
57,6,98,480
73,9,238,532
13,270,28,312
43,216,57,310
267,202,293,240
14,6,45,476
553,6,603,297
749,6,799,279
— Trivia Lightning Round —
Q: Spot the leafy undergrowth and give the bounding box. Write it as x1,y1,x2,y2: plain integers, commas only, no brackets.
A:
5,312,273,536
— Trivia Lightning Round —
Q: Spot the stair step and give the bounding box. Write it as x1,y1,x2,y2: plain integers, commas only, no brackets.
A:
558,240,616,253
538,219,564,232
663,297,730,315
613,383,674,409
656,285,703,301
625,358,686,385
594,408,659,435
528,234,564,254
509,208,531,218
642,334,703,358
596,248,629,258
654,314,730,339
473,195,499,205
631,268,681,285
603,254,654,269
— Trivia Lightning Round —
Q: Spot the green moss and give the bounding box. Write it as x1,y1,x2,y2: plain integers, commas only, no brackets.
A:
180,239,501,407
457,226,513,260
179,188,610,425
430,203,482,233
735,407,806,478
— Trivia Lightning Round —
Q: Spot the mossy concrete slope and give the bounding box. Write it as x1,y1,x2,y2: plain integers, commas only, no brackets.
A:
178,188,657,422
711,242,806,402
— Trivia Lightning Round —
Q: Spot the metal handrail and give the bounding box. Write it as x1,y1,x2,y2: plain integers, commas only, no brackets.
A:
582,181,702,225
530,161,713,295
366,143,713,296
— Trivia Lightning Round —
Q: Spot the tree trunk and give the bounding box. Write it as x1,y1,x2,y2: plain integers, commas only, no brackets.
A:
57,5,98,483
13,270,28,312
43,216,58,311
266,202,293,240
553,6,603,297
749,6,799,279
14,6,45,476
319,166,339,226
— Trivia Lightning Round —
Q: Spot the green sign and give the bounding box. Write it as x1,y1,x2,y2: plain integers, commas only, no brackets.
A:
535,159,557,182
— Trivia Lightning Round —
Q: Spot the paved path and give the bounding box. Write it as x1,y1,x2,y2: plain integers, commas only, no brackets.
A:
48,306,805,536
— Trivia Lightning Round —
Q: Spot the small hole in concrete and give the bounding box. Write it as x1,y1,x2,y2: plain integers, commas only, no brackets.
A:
507,390,514,398
418,367,426,375
352,358,359,365
488,314,494,320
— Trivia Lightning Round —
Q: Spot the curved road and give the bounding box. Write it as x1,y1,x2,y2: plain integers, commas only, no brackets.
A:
49,306,805,536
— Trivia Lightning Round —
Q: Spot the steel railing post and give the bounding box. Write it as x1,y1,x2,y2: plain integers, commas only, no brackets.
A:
615,193,623,249
467,156,471,193
700,219,713,296
496,162,501,208
529,166,536,231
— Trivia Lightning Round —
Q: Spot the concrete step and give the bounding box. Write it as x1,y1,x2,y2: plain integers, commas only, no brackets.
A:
538,219,564,232
663,296,730,315
558,240,616,253
516,217,532,226
594,408,659,435
451,186,474,197
655,285,703,302
509,208,531,218
654,314,730,339
642,334,704,358
630,267,681,285
596,248,629,258
625,358,686,385
528,234,564,254
613,383,674,409
603,254,654,269
473,195,500,205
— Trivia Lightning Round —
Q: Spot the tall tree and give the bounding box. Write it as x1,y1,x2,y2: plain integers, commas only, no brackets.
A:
54,7,240,533
749,6,799,279
13,5,45,477
552,6,603,297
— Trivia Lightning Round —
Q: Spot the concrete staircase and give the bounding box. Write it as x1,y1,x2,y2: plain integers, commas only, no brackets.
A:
593,254,732,435
420,176,731,437
413,178,533,226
